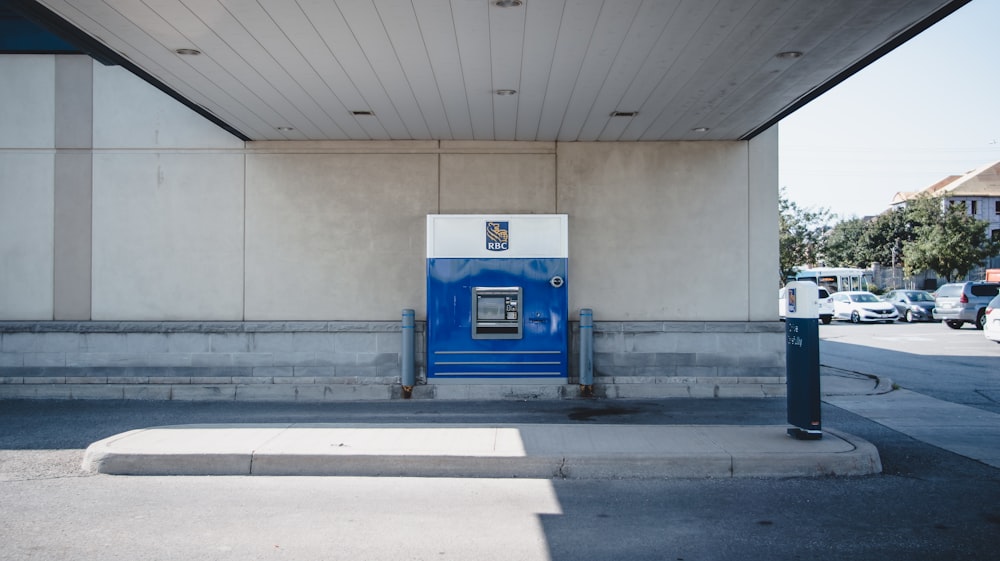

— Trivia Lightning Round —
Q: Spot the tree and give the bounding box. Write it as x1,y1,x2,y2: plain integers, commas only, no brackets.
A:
823,217,867,268
903,197,1000,282
778,188,834,282
824,196,939,271
859,208,912,267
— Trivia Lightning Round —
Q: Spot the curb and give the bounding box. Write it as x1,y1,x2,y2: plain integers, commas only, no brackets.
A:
82,423,882,479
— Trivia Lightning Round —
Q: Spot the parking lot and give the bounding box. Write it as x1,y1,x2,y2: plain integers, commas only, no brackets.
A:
817,319,1000,414
819,318,1000,357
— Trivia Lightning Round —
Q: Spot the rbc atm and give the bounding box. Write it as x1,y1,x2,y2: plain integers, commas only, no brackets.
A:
426,214,569,383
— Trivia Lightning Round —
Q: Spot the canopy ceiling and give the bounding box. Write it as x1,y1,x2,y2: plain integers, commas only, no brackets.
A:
14,0,969,142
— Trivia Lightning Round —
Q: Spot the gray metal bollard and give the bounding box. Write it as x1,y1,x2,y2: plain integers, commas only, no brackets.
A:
579,308,594,397
401,309,415,398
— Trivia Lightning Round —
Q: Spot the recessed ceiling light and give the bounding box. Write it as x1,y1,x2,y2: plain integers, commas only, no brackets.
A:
495,0,523,7
495,89,517,96
776,51,803,59
610,111,638,117
351,110,374,116
275,126,294,132
174,48,201,56
691,127,710,132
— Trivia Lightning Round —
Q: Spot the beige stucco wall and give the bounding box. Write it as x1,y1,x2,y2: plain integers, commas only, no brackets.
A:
558,142,757,321
0,153,55,320
439,141,556,214
89,62,246,321
0,56,55,320
91,152,246,320
748,126,780,321
0,56,54,148
92,62,244,150
244,146,438,320
241,140,559,320
0,55,780,323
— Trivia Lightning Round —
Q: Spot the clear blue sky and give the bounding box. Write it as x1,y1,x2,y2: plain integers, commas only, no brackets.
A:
778,0,1000,220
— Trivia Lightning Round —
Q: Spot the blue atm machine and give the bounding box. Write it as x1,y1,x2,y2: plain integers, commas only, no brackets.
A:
426,214,569,383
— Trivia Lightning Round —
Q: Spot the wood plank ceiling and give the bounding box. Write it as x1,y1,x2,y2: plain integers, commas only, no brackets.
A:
32,0,965,141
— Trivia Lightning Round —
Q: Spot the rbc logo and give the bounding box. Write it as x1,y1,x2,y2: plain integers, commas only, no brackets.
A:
486,221,509,251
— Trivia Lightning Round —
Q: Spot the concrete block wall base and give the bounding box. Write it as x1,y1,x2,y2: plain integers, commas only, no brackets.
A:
0,381,786,401
1,321,787,401
597,380,787,399
0,383,396,401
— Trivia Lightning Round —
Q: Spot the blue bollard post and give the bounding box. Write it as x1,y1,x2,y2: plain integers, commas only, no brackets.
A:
579,308,594,397
401,309,415,398
784,283,821,439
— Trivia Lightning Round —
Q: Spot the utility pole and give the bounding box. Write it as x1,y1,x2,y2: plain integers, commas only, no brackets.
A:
892,239,901,289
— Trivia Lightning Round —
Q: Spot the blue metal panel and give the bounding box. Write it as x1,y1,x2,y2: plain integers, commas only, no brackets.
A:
427,258,568,380
0,7,82,53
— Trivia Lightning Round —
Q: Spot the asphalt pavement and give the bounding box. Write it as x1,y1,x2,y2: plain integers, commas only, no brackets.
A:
5,335,999,561
4,364,998,480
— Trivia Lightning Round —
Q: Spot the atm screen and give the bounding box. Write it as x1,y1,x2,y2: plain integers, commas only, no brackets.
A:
477,295,507,321
473,287,521,339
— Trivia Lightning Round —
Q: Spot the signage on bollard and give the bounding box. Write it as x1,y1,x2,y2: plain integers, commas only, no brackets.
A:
785,281,822,440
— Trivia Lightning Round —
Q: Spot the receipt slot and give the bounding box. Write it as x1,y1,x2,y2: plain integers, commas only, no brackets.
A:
426,215,568,382
785,281,822,439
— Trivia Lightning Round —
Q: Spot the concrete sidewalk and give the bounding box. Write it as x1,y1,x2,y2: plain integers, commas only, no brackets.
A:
81,422,882,479
79,368,888,479
826,388,1000,469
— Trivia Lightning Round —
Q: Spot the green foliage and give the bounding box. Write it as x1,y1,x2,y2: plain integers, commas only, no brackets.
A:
859,207,914,266
823,217,867,268
778,187,834,281
782,190,1000,283
902,199,1000,282
823,198,938,269
901,193,943,227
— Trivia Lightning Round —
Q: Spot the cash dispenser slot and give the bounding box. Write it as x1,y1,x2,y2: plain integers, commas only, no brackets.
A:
473,287,522,339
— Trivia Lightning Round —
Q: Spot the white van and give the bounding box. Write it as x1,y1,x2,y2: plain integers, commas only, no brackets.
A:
779,285,834,324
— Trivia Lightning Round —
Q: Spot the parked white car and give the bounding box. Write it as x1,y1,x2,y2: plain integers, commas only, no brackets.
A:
831,291,898,323
778,286,834,324
984,295,1000,344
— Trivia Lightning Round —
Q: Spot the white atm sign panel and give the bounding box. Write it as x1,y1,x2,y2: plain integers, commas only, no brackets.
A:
427,214,567,259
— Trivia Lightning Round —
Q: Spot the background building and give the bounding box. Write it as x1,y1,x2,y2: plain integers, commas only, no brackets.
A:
891,160,1000,270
